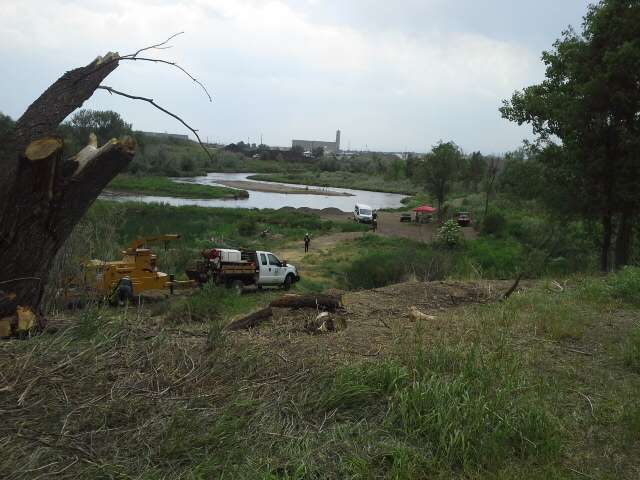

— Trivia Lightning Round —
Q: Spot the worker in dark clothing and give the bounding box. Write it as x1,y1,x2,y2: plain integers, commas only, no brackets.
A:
304,233,311,253
115,276,133,306
372,211,378,232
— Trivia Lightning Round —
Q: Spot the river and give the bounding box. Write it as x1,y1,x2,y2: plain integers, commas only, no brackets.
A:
102,172,408,212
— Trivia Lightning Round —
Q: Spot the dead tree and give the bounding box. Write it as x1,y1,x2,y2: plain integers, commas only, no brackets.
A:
0,36,210,334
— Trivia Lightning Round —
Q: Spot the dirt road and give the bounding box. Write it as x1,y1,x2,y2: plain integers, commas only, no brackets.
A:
316,210,478,243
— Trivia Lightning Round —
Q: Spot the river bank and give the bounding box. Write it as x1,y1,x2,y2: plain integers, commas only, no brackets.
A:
212,179,353,196
248,172,420,195
107,175,248,199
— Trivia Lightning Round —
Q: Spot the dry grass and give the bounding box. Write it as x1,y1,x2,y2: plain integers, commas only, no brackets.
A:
1,276,639,479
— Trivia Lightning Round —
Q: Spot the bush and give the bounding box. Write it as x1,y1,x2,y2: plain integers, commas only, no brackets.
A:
610,266,640,304
466,238,523,278
482,211,507,236
237,220,258,237
436,220,463,247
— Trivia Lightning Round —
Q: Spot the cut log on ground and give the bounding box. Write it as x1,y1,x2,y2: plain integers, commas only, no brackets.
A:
226,307,273,331
270,293,342,311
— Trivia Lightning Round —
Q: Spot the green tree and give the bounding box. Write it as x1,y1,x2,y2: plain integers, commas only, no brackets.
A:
421,141,464,211
312,146,325,158
466,151,486,192
62,109,132,151
499,148,545,201
500,0,640,270
0,112,14,140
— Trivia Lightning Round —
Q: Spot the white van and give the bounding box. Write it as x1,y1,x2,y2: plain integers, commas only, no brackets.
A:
354,203,374,223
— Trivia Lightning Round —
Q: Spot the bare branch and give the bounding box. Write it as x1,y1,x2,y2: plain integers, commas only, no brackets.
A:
97,86,213,160
120,57,212,101
126,32,184,58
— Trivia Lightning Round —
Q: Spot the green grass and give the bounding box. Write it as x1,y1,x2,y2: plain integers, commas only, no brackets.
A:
108,174,248,199
249,171,420,195
5,270,640,478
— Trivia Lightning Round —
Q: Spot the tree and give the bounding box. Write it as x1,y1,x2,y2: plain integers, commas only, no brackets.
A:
501,0,640,270
0,112,14,139
0,35,211,333
420,141,464,211
312,146,324,159
466,151,486,192
482,155,501,216
0,53,135,329
62,109,132,152
499,148,545,201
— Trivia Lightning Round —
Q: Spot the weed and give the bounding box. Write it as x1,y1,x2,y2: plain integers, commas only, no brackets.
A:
622,324,640,373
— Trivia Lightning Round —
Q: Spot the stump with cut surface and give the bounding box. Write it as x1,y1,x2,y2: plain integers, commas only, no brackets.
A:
0,53,136,335
270,293,342,311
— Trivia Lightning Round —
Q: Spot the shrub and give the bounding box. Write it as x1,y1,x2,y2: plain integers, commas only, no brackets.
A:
623,325,640,373
436,220,463,247
482,211,507,236
237,220,257,237
610,266,640,304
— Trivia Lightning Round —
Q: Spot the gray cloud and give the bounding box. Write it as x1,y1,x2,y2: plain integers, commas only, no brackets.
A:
0,0,590,153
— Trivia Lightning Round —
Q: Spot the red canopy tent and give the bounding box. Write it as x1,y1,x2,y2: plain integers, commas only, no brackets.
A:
413,205,437,213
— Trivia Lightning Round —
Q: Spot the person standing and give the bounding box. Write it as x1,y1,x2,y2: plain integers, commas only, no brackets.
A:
372,211,378,232
304,233,311,253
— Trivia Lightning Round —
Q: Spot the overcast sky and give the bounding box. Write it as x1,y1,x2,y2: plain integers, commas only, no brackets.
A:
1,0,591,153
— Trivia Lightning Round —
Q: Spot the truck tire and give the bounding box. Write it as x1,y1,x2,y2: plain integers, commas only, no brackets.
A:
282,274,293,291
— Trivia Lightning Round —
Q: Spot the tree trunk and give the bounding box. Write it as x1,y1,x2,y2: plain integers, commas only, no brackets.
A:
226,307,273,331
270,293,342,311
0,53,135,329
615,209,634,269
600,213,613,272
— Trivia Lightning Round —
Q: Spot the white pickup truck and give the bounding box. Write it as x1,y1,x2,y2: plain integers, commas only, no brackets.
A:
186,248,300,290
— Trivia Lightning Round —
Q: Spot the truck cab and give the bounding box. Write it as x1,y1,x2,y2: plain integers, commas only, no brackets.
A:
354,203,374,223
255,251,300,289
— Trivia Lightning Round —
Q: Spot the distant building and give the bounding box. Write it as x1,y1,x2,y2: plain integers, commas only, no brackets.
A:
139,131,189,141
292,130,341,154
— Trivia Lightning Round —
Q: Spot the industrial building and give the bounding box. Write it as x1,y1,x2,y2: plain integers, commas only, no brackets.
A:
292,130,341,153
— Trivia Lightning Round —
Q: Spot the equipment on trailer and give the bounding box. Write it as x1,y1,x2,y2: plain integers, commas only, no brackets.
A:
67,234,191,303
186,247,300,291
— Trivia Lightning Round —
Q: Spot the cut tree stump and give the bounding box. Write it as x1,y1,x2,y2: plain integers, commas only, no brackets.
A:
226,307,273,331
0,52,136,335
270,293,342,311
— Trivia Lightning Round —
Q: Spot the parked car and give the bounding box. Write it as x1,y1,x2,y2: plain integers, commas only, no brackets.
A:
354,203,374,223
457,212,471,227
400,213,412,222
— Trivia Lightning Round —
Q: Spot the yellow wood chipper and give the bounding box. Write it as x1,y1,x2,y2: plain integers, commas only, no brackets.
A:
65,234,193,305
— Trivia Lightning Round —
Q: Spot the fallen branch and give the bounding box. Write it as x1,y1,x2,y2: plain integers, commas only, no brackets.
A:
270,293,342,311
226,307,273,331
501,273,523,301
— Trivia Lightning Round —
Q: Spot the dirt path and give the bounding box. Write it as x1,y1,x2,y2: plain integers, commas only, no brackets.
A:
215,180,352,196
316,210,478,242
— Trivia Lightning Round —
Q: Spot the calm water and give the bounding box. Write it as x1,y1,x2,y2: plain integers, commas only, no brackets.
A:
103,172,407,212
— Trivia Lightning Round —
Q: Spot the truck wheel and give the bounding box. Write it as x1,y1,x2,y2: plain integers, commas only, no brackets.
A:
230,279,244,295
282,274,293,291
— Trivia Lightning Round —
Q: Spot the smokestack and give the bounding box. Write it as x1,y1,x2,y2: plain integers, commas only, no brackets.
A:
335,129,341,151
